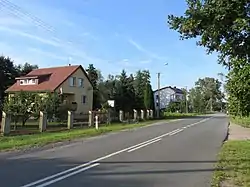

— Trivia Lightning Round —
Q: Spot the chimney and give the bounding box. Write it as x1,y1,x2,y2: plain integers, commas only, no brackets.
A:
69,64,71,66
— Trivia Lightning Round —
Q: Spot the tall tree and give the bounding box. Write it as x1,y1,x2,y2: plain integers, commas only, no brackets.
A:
16,62,38,76
144,83,154,109
86,64,100,109
168,0,250,69
0,56,19,107
115,70,135,112
134,70,144,109
167,0,250,116
188,77,223,113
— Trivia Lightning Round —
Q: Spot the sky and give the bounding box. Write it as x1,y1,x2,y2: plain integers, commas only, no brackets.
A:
0,0,228,90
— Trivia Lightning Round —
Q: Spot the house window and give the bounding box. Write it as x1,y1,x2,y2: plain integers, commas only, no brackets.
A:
81,95,86,104
78,78,83,87
32,79,36,84
69,77,76,87
176,95,180,100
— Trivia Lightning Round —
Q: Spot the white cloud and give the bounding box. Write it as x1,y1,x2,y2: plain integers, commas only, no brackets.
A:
128,39,145,52
128,38,168,62
0,26,60,46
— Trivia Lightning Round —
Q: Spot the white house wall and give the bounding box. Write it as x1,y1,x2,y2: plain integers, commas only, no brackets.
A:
154,87,176,110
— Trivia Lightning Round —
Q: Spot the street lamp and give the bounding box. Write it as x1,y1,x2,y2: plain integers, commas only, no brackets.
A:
156,63,168,118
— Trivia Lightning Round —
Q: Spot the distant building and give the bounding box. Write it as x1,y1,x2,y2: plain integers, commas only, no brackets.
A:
153,86,184,110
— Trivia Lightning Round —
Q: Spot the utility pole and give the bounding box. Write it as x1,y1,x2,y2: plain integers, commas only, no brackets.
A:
156,72,161,118
185,86,188,113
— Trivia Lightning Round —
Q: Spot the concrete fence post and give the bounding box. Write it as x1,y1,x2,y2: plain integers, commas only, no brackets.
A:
141,110,144,120
88,111,93,126
147,110,150,119
67,111,74,129
95,115,99,130
39,111,47,132
150,110,154,119
133,109,137,121
119,110,124,122
1,111,11,136
107,109,111,125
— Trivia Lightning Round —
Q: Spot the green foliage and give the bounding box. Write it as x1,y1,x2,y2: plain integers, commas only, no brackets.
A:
0,56,20,104
166,101,181,113
188,77,224,113
16,62,38,76
167,0,250,117
144,84,153,109
0,56,38,113
90,67,154,113
168,0,250,69
86,64,100,109
3,91,60,126
231,116,250,128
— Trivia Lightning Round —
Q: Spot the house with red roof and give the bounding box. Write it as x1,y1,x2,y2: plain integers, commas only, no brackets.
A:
6,65,93,114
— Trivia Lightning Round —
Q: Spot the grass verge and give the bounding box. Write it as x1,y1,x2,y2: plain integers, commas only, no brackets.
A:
211,140,250,187
231,116,250,128
164,112,201,118
0,119,168,152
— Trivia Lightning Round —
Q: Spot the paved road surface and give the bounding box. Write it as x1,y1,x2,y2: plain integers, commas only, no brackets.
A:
0,114,228,187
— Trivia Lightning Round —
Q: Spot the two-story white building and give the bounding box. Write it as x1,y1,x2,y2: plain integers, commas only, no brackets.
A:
153,86,184,110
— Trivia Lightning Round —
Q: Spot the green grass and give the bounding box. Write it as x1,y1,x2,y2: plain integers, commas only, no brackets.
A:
0,119,166,151
231,116,250,128
164,112,200,118
211,140,250,187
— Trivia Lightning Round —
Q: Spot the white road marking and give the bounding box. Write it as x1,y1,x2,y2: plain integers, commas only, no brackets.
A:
127,138,162,153
20,117,212,187
35,163,100,187
169,129,183,136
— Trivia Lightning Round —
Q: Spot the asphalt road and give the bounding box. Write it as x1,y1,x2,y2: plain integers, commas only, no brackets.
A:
0,114,228,187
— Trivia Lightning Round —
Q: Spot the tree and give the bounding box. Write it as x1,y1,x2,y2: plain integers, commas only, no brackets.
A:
115,70,135,112
168,0,250,69
0,56,19,106
144,83,154,109
189,87,205,113
134,70,144,109
86,64,100,109
3,91,60,127
226,63,250,116
188,77,224,113
16,62,38,76
134,70,153,110
0,56,38,113
167,0,250,117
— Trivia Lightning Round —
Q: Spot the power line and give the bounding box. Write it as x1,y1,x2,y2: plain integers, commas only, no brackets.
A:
0,0,107,65
0,0,55,33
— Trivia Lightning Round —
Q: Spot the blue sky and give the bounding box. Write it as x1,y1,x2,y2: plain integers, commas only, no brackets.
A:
0,0,227,90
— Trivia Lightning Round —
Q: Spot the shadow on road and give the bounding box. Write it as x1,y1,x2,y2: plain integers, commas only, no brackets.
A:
0,156,248,187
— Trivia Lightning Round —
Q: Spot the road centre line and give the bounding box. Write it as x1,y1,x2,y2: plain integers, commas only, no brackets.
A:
169,129,183,136
21,131,174,187
127,138,162,153
21,117,211,187
36,163,100,187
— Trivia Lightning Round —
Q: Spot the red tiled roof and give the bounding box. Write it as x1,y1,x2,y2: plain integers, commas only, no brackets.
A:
6,65,84,92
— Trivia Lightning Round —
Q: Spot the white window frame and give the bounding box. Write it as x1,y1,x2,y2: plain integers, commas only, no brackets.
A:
69,77,76,87
78,78,84,87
